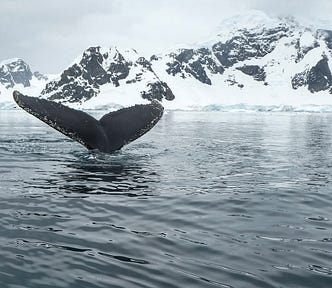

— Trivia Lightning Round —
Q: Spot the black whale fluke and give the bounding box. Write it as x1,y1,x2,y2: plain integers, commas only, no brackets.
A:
13,91,164,153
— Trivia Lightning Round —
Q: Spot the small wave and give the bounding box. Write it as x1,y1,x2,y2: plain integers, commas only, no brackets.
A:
98,252,149,264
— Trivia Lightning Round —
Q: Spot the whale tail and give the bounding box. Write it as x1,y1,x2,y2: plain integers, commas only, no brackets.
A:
13,91,164,153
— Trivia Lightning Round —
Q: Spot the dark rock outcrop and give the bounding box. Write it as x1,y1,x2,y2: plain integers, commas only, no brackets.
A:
212,26,289,68
33,71,48,81
292,70,308,89
318,29,332,49
308,57,332,93
236,65,266,81
165,48,224,85
141,81,175,101
292,56,332,93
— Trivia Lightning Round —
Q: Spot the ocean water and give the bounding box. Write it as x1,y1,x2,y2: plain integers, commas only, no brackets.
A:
0,110,332,288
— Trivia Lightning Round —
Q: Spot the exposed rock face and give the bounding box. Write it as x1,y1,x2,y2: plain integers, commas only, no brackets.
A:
212,26,289,68
292,57,332,93
33,71,49,81
42,46,174,103
141,81,174,101
318,29,332,49
308,57,332,93
292,70,308,90
162,48,224,85
236,65,266,82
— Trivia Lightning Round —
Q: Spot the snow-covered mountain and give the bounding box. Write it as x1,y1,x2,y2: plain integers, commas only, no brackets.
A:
150,11,332,110
0,58,50,108
2,11,332,111
40,46,174,109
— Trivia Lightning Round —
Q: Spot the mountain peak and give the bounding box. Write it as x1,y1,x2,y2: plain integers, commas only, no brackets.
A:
0,58,33,88
216,10,280,35
0,57,25,66
41,45,174,106
0,58,50,106
214,10,310,42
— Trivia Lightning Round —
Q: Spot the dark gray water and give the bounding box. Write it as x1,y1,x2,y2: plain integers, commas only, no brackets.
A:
1,110,332,288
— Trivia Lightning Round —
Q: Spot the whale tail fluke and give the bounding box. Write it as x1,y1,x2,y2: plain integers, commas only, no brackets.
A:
13,91,164,153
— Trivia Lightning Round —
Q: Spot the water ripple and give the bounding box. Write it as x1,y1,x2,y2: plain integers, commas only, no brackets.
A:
1,111,332,287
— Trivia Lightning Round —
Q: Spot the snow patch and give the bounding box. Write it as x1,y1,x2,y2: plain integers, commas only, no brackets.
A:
300,31,316,48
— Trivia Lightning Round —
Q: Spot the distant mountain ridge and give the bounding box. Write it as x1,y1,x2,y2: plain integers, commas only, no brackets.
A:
1,11,332,110
154,22,290,85
149,12,332,109
0,58,49,88
0,58,50,108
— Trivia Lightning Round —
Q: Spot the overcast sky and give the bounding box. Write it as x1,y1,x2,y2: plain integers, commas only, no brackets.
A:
1,0,331,73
